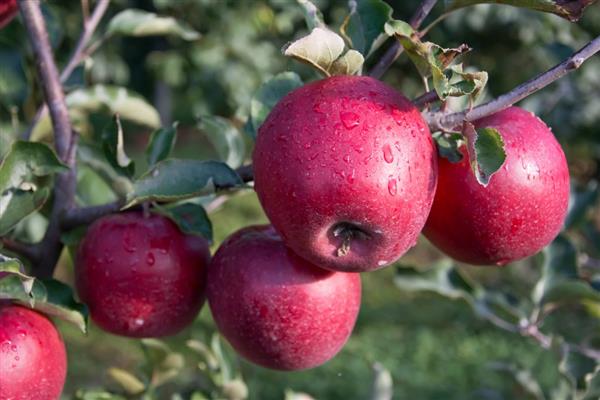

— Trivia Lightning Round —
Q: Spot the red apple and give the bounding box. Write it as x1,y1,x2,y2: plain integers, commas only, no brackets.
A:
424,106,570,265
253,75,437,272
0,303,67,400
0,0,17,29
207,225,361,371
75,212,210,337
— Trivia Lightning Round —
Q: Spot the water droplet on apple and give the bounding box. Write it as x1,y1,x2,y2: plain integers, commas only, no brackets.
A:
388,177,398,196
146,253,155,266
340,111,360,129
391,107,405,126
383,144,394,163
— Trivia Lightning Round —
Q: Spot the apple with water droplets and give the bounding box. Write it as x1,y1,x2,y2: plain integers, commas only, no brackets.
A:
207,225,361,370
75,212,210,337
0,303,67,400
0,0,17,29
253,76,438,272
424,106,570,265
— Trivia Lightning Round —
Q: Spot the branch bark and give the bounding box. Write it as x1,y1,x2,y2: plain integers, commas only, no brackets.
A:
21,0,110,141
369,0,438,79
19,0,77,278
19,0,72,160
424,34,600,131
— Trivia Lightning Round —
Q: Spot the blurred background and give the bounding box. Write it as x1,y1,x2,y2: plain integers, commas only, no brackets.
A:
1,0,599,399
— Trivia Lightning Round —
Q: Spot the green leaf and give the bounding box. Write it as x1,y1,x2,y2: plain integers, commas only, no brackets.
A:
125,160,243,208
559,349,596,390
283,27,364,77
463,124,507,186
0,141,67,235
565,181,598,229
444,0,598,22
385,20,470,79
395,260,525,326
145,123,178,167
394,260,478,301
432,132,464,163
106,9,200,40
31,86,161,140
330,50,366,76
385,20,486,101
0,188,50,236
199,116,245,169
74,390,127,400
101,115,135,178
211,334,232,383
152,203,213,242
249,72,303,140
370,362,393,400
432,64,488,102
297,0,325,30
488,362,545,400
107,368,146,395
532,235,600,307
67,85,160,128
0,255,89,333
341,0,393,56
581,367,600,400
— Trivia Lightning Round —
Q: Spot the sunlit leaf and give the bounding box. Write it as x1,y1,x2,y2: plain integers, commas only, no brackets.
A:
107,9,200,40
101,115,134,178
284,27,364,77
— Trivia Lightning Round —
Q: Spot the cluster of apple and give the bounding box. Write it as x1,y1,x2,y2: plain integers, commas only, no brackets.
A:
0,75,570,398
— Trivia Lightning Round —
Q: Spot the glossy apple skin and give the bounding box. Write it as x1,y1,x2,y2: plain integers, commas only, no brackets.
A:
207,225,361,371
0,0,17,29
0,304,67,400
253,75,437,272
75,212,210,337
424,106,570,265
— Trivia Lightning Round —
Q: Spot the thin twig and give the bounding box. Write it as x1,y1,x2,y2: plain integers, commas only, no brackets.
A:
424,34,600,131
19,0,72,160
369,0,438,79
62,200,125,228
413,90,439,108
21,0,110,141
0,238,40,264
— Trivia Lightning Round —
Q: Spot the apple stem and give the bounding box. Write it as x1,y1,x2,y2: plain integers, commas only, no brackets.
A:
336,235,352,257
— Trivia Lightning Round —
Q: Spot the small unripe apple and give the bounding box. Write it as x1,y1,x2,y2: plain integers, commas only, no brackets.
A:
424,106,570,265
253,75,437,272
0,303,67,400
0,0,17,29
207,225,361,370
75,212,210,337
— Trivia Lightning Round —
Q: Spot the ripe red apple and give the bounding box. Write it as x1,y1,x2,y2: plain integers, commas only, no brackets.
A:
0,0,17,29
207,225,361,371
253,75,437,272
0,303,67,400
424,106,570,265
75,212,210,337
